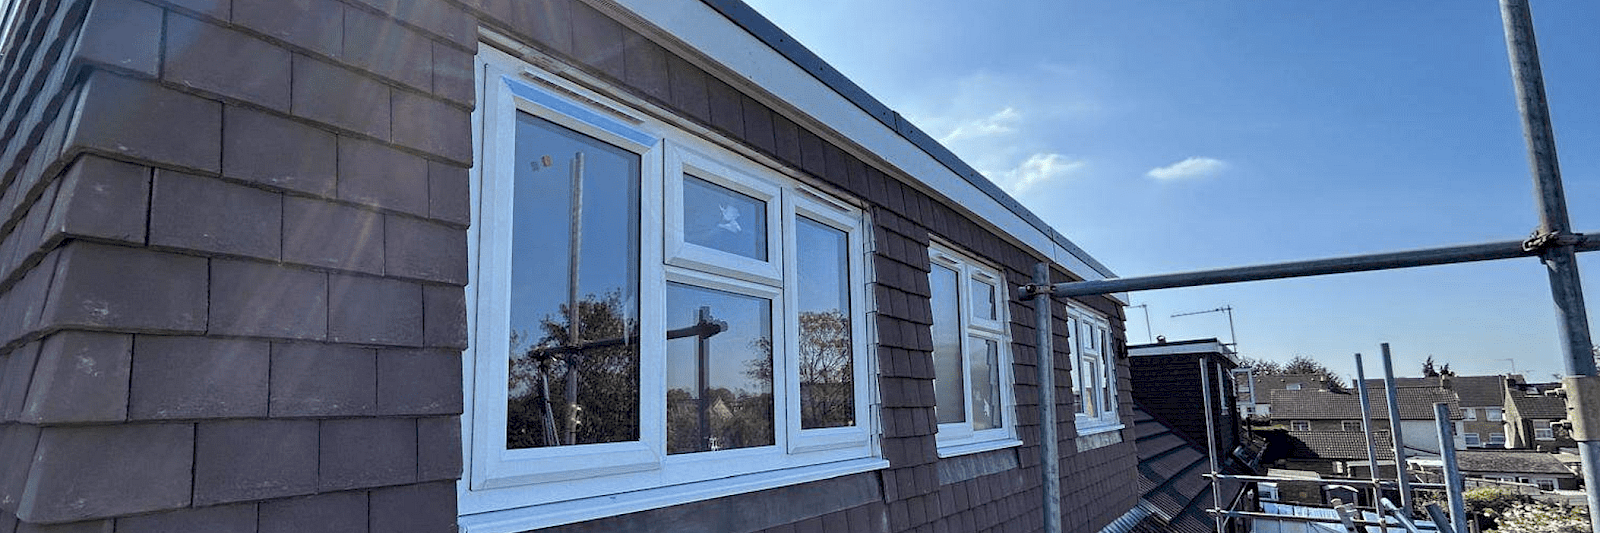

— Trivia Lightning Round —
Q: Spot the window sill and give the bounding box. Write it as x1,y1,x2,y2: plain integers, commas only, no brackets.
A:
937,438,1023,459
458,456,890,533
1074,422,1124,436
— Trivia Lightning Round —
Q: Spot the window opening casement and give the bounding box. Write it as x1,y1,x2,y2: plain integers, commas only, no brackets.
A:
1534,478,1557,491
1464,433,1481,447
1488,432,1507,446
462,47,883,532
1067,303,1119,433
927,244,1019,455
1534,421,1554,440
1463,408,1477,420
1290,420,1310,432
1487,407,1504,421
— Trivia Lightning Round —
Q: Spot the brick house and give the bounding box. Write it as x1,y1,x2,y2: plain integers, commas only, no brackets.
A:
0,0,1144,532
1504,387,1572,452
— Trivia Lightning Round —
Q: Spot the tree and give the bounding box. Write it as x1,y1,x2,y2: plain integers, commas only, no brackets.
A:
506,290,641,449
1239,356,1283,375
1281,354,1348,392
1493,500,1591,533
1422,355,1456,377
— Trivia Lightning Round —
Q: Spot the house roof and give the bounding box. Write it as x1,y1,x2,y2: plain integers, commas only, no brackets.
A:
1270,388,1461,421
1285,431,1395,461
1124,404,1251,533
1248,373,1332,394
1509,393,1567,419
1361,376,1445,389
1455,450,1574,476
1451,375,1516,407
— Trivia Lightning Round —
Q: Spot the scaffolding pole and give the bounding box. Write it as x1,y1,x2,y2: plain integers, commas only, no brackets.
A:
1032,263,1062,533
1498,2,1600,531
1434,403,1467,533
1380,344,1413,518
1200,359,1223,533
1354,353,1384,512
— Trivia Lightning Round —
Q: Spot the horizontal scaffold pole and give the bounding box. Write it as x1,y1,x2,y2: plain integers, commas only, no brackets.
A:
1028,232,1600,298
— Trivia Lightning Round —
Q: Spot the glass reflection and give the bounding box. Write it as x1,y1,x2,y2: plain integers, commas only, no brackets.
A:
795,217,853,429
666,283,774,454
930,264,965,424
683,175,767,260
972,278,997,320
969,337,1001,430
505,112,641,450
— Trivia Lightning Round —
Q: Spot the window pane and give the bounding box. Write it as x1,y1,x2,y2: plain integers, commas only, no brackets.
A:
796,217,853,429
971,277,997,321
930,264,965,424
665,283,774,454
1080,358,1098,417
683,175,767,260
969,338,1002,430
506,112,640,450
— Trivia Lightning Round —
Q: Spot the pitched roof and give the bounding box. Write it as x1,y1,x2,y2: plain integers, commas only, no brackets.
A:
1451,375,1515,407
1509,393,1567,419
1455,450,1574,475
1362,376,1445,389
1124,404,1251,533
1270,388,1461,420
1249,373,1331,394
1285,430,1395,461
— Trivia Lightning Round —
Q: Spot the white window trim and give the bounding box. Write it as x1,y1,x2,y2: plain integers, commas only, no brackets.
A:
1464,433,1481,446
664,145,785,286
1291,420,1311,432
1463,408,1477,420
1489,432,1507,446
1534,478,1557,491
928,243,1021,456
1068,302,1119,434
1487,408,1504,421
1342,421,1362,432
1534,422,1555,441
460,46,886,533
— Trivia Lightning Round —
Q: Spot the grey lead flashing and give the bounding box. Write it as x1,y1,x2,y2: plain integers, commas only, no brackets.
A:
698,0,1117,279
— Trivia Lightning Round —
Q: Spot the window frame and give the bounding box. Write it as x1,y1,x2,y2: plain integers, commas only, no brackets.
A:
1464,433,1481,447
1534,478,1557,491
1067,302,1119,433
927,243,1020,456
1488,432,1507,446
1487,407,1504,421
1534,421,1554,441
1290,420,1311,432
1463,408,1477,420
1341,421,1362,432
461,47,885,532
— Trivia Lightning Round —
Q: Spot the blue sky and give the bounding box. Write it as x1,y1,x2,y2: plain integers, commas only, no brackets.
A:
741,1,1600,383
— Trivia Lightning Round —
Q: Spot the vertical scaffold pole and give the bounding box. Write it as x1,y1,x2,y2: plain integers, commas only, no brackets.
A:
1354,353,1383,510
1033,263,1062,533
1498,2,1600,530
1200,358,1223,533
1380,344,1413,517
1434,403,1467,533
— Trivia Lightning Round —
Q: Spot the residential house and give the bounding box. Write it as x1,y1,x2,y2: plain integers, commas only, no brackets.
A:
1450,374,1522,448
1447,450,1580,491
1234,372,1332,419
1505,388,1572,452
0,0,1144,531
1269,387,1465,454
1106,404,1255,533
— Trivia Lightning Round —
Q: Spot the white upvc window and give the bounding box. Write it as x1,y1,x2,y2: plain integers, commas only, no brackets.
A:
1286,383,1303,391
1487,407,1504,421
1535,421,1554,440
461,48,883,532
1342,421,1362,432
1068,303,1119,432
1489,433,1507,446
1464,433,1481,447
1290,420,1311,432
927,244,1019,455
1534,478,1557,491
1463,408,1477,420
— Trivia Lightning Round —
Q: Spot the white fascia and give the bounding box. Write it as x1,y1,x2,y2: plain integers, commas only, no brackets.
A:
607,0,1122,296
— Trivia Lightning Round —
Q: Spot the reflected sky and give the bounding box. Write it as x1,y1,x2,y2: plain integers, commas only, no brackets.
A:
930,264,965,424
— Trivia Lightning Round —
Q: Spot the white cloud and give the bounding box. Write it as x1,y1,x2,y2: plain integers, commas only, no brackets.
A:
989,153,1086,195
1147,157,1226,180
939,107,1022,144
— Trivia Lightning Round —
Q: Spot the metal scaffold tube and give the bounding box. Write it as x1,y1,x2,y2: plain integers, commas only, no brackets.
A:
1380,345,1413,518
1499,1,1600,530
1032,263,1062,533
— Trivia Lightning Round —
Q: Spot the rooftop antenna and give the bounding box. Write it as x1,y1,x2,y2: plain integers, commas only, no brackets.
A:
1127,303,1154,343
1171,305,1238,351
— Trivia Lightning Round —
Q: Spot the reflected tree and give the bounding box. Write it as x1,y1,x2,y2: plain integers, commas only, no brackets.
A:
746,310,855,430
507,290,639,449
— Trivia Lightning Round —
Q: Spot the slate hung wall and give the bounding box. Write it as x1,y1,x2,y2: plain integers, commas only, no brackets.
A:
0,0,1137,531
